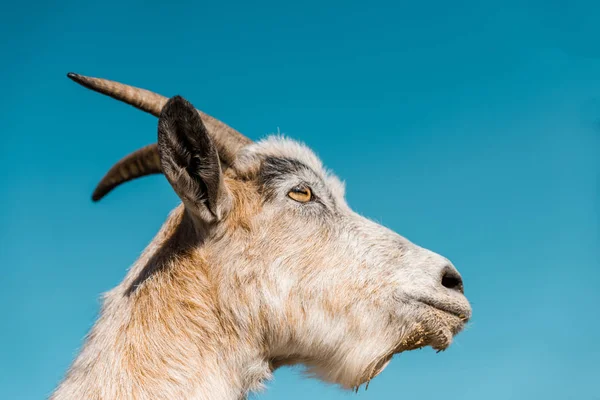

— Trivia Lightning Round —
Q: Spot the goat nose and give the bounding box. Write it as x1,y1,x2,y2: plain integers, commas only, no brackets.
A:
440,266,464,294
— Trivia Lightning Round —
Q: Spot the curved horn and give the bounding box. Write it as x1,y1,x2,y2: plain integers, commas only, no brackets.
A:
92,144,161,202
67,72,253,201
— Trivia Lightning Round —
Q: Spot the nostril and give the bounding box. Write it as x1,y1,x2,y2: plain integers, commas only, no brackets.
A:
441,268,463,293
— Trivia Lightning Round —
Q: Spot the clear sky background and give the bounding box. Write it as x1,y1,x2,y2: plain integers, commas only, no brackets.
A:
1,1,598,399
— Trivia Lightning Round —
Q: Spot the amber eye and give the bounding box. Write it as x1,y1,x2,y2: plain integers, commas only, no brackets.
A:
288,186,313,203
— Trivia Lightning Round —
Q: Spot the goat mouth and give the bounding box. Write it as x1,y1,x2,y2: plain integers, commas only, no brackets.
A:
417,299,470,321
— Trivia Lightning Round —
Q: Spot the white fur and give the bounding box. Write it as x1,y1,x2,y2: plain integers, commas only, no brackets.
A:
52,137,471,400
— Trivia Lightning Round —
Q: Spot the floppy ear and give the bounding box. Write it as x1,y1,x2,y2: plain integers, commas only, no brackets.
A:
158,96,231,222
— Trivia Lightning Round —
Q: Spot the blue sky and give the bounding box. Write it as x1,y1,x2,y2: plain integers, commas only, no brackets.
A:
1,1,598,399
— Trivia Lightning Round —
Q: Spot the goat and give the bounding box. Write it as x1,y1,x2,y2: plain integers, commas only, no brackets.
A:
51,73,472,400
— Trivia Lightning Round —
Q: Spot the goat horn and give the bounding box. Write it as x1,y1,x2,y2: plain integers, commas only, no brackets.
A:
67,73,253,201
91,144,161,202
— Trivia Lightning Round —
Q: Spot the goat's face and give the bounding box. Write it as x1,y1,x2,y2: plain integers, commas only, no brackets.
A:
213,137,472,388
154,97,471,389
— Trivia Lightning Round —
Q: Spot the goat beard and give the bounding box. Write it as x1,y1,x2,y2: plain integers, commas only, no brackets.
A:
351,308,467,391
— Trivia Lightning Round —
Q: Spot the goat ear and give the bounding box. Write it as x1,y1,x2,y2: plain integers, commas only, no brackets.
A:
158,96,231,222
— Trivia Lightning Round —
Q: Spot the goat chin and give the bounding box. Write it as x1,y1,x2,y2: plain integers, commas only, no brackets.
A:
352,309,467,389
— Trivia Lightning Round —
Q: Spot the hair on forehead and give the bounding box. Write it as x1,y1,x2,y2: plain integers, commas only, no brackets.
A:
234,135,346,200
236,136,325,174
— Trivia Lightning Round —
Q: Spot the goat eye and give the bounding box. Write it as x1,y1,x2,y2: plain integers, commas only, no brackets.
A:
288,186,313,203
